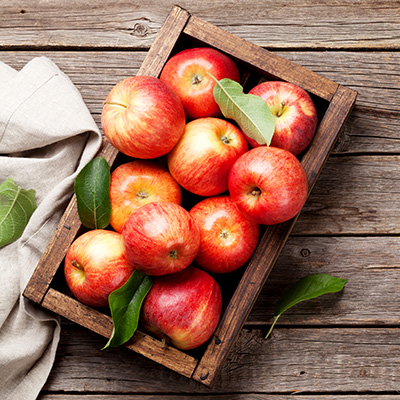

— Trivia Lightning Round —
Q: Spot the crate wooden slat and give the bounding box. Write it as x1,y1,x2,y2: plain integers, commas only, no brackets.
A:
23,4,357,388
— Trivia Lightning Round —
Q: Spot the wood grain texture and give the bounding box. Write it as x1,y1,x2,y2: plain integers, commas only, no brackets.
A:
37,396,400,400
249,236,400,325
296,155,400,235
2,0,400,50
43,325,400,393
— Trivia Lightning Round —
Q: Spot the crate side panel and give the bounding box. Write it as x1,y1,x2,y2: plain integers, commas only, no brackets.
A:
42,288,198,378
301,85,358,190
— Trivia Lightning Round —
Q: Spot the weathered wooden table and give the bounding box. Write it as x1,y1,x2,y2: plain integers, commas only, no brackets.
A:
3,0,400,398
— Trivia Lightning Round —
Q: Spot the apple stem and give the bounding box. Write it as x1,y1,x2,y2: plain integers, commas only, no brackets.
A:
136,190,149,199
191,74,203,85
220,229,229,239
168,249,178,259
71,260,83,270
276,101,287,118
103,101,127,109
248,188,261,197
220,135,231,145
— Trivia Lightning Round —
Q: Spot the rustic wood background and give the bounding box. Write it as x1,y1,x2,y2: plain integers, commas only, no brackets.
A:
3,0,400,398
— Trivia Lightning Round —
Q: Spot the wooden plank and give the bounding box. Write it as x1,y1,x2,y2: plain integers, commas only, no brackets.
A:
43,326,400,393
38,396,400,400
3,0,400,50
295,155,400,235
41,289,198,378
248,236,400,325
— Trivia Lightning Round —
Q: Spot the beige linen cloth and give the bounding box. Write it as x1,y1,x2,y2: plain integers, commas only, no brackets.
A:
0,57,102,399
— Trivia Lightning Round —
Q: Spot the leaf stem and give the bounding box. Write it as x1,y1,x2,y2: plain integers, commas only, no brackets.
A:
265,315,280,340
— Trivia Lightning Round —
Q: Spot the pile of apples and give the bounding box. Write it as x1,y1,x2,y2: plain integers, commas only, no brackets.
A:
64,47,318,351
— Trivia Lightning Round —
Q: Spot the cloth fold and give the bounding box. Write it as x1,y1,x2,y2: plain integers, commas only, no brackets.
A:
0,56,102,400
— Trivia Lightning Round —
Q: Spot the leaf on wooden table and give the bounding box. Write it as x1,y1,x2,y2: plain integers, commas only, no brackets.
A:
265,273,348,339
74,157,111,229
210,75,276,145
0,178,37,248
103,270,153,349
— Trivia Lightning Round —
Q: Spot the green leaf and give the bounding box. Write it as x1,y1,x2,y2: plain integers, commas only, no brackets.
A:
103,270,153,349
74,157,111,229
0,178,37,248
265,273,348,339
210,75,276,145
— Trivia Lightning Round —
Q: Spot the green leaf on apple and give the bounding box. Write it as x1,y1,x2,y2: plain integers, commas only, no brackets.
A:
210,75,276,146
265,273,348,339
103,270,153,349
74,156,111,229
0,178,37,248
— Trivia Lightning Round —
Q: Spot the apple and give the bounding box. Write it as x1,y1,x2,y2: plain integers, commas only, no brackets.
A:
141,265,222,350
101,75,186,159
228,146,308,225
122,201,200,276
160,47,240,120
167,117,248,197
109,160,182,233
64,229,134,308
190,195,259,274
247,81,318,156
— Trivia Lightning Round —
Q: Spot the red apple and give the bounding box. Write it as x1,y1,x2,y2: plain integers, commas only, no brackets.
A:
167,117,248,197
122,201,200,276
141,265,222,350
160,47,240,120
64,230,134,308
228,146,308,225
109,160,182,233
247,81,318,155
190,196,259,274
101,76,185,159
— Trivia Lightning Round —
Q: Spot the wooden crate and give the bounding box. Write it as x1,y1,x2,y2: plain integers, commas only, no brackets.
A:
23,5,357,387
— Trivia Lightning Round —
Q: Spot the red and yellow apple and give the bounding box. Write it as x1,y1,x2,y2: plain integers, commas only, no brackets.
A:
141,265,222,350
160,47,240,120
64,230,134,308
247,81,318,155
122,201,200,276
167,117,248,197
190,195,259,273
101,75,185,159
228,146,308,225
109,160,182,233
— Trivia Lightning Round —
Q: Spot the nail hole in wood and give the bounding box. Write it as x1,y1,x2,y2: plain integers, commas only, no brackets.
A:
301,248,311,257
200,371,209,380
